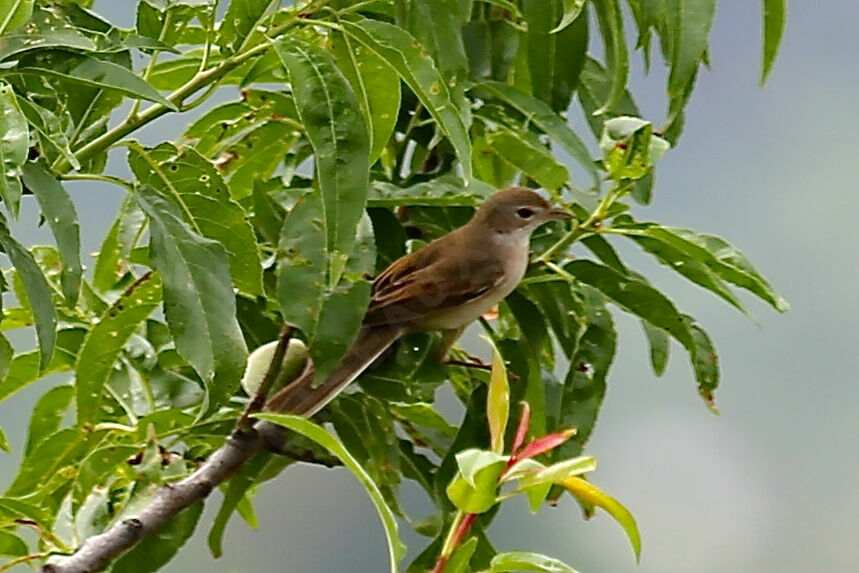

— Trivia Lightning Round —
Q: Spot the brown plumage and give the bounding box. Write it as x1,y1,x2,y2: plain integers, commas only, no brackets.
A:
265,187,569,417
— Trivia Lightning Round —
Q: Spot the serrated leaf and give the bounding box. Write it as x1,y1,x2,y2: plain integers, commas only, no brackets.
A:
276,192,373,380
20,55,178,110
75,272,162,425
477,81,598,186
485,338,510,453
610,220,788,312
567,260,694,349
665,0,716,128
274,36,370,261
0,214,56,369
761,0,786,83
454,449,508,488
21,161,82,305
331,30,400,162
0,82,28,217
257,413,407,573
447,449,506,513
112,501,204,573
25,384,73,456
488,129,569,191
491,551,578,572
136,185,248,407
340,18,473,178
560,476,641,562
128,143,263,295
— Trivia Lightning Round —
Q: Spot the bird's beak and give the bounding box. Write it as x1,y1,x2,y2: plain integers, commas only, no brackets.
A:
547,209,572,221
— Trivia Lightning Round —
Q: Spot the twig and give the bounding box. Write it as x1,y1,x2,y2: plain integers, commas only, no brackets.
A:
41,325,298,573
236,324,293,432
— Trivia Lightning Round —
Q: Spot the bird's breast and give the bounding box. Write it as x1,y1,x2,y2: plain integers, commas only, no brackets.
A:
417,234,530,331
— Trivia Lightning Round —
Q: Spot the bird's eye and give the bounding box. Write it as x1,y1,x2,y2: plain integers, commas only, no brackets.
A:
516,208,535,219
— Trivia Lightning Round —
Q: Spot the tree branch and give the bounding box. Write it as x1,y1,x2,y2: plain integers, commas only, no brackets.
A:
41,327,305,573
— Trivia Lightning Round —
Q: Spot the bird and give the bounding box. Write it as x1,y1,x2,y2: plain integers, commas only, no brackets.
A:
264,187,571,417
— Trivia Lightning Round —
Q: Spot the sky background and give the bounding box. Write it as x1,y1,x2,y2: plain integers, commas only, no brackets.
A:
2,1,858,572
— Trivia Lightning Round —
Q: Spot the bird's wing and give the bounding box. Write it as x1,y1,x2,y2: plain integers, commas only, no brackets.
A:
364,235,505,326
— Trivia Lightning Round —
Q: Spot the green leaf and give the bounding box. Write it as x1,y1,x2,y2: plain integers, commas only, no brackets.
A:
112,501,204,573
218,0,277,53
609,220,789,312
208,453,270,558
454,448,507,488
274,36,370,259
340,18,473,178
25,384,73,456
0,530,28,557
331,30,401,162
93,194,146,291
577,57,640,139
20,55,178,110
0,0,34,35
256,413,407,573
0,82,28,217
522,455,597,487
547,286,615,458
599,116,669,180
476,81,598,186
521,0,588,112
485,338,510,454
446,449,506,513
592,0,629,115
491,551,578,572
136,184,248,407
487,129,569,191
0,424,8,453
15,94,79,170
689,322,720,413
370,175,494,207
75,272,162,425
667,0,716,111
128,143,263,296
21,161,82,305
4,426,96,497
0,214,56,369
447,536,479,573
642,321,669,376
560,476,641,562
566,260,694,350
761,0,786,83
73,444,140,510
276,191,374,380
0,330,10,382
551,0,587,34
0,329,79,404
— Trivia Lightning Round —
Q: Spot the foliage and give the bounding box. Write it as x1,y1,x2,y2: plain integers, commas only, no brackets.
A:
0,1,785,571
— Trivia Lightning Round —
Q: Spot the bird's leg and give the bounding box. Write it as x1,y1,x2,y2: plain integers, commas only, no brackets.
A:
437,327,512,376
436,327,465,362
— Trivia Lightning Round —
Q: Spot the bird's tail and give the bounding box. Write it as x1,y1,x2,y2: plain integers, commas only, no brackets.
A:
264,324,403,417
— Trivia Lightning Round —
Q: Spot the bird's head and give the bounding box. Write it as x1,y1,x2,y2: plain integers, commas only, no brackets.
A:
474,187,571,236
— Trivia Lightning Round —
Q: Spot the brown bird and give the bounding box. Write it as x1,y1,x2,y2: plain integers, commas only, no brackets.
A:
265,187,571,417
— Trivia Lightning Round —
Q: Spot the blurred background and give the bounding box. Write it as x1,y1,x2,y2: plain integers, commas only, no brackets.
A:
2,1,858,571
